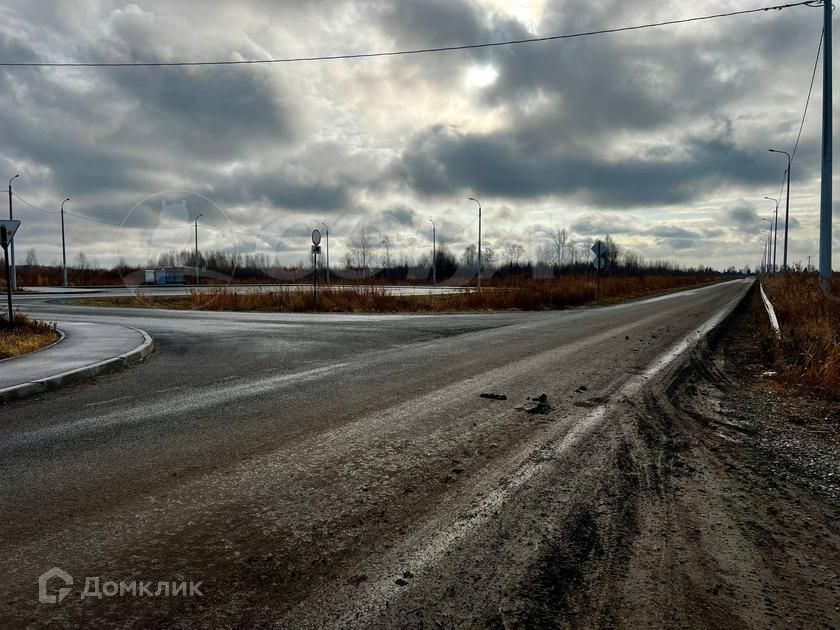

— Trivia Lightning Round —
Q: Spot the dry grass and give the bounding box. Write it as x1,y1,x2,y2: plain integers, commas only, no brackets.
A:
0,314,59,360
77,274,723,313
763,274,840,399
84,273,722,313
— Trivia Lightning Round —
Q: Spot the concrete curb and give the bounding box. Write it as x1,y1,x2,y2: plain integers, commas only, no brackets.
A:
0,326,154,404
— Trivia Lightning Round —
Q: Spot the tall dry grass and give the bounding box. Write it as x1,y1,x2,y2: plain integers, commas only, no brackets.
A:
0,314,59,360
763,274,840,399
185,274,720,313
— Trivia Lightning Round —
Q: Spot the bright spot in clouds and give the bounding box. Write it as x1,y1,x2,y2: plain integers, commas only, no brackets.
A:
464,64,499,89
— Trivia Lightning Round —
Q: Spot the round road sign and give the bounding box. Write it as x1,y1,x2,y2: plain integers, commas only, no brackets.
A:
312,229,322,246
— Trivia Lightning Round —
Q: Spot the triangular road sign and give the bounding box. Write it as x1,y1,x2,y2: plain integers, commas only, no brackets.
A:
0,220,20,248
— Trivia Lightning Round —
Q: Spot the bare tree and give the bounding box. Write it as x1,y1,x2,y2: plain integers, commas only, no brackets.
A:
551,228,568,266
603,234,621,270
381,236,392,268
574,238,592,265
24,248,38,266
461,244,477,269
347,228,373,270
482,247,496,270
505,243,526,266
73,251,91,271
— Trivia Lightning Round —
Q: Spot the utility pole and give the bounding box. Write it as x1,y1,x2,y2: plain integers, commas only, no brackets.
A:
769,150,791,270
819,0,833,291
60,198,69,287
762,218,772,273
468,197,481,289
808,255,812,271
429,217,436,286
2,225,13,325
320,222,330,287
8,174,18,291
194,213,203,286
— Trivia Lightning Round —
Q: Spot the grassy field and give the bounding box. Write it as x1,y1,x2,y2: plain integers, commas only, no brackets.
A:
763,274,840,399
80,273,723,313
0,314,59,360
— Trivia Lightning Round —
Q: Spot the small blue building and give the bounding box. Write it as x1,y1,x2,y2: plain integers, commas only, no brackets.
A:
144,267,186,286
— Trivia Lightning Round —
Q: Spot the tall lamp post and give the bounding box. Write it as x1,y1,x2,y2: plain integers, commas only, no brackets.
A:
762,218,772,274
60,198,70,287
819,0,833,291
320,222,330,287
769,149,791,270
764,196,779,272
429,217,436,286
194,213,203,286
8,174,19,291
468,197,481,289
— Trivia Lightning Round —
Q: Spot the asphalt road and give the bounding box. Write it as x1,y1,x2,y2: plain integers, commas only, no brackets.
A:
0,280,751,627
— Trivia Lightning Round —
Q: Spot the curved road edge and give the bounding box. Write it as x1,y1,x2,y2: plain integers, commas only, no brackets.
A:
0,324,154,404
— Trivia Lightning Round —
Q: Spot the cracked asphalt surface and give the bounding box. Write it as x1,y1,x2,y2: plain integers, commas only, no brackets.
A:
0,280,781,628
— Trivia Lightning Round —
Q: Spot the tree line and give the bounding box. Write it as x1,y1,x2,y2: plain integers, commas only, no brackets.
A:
11,229,751,286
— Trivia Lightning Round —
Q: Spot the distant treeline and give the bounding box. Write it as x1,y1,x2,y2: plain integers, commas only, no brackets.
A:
6,234,750,287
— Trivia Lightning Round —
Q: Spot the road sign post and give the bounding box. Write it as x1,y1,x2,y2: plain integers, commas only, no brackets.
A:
0,220,21,326
591,240,608,304
311,229,322,310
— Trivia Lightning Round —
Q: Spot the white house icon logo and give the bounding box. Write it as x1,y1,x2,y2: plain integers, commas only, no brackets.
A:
38,567,73,604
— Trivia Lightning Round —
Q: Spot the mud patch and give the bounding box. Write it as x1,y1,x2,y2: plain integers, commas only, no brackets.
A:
498,509,604,627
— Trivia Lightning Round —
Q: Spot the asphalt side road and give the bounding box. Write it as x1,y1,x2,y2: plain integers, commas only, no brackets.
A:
0,280,767,627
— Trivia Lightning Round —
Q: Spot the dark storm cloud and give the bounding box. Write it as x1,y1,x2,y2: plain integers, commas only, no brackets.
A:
227,171,349,212
668,239,697,251
647,226,702,240
394,123,780,206
0,1,305,238
728,204,761,232
383,205,417,226
107,67,295,157
375,0,487,47
571,216,634,235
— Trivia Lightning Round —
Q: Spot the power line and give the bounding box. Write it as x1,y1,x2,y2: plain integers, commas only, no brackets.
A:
0,1,818,69
792,27,824,158
12,192,59,214
769,23,822,221
64,211,191,230
13,192,191,229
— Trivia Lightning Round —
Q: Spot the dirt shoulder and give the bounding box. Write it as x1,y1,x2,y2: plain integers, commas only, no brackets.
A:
599,283,840,627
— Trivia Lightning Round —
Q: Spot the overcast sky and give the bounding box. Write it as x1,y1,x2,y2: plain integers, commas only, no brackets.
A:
1,0,837,271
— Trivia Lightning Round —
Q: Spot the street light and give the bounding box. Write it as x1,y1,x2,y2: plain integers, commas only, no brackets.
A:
320,222,330,287
429,217,436,286
761,218,772,274
60,198,70,287
764,196,779,272
8,174,19,291
769,149,791,270
468,197,481,289
194,213,203,286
